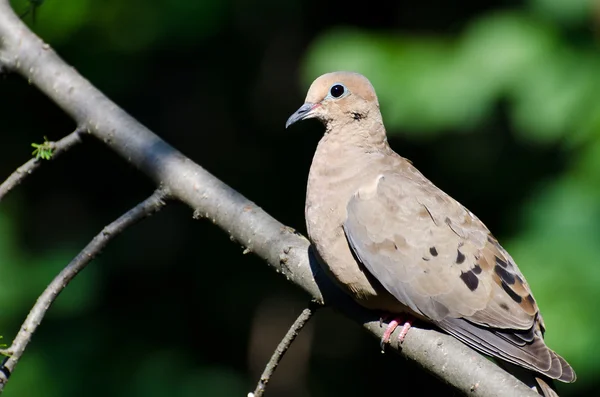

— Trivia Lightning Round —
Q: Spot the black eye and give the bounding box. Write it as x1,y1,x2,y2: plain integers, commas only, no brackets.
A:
330,84,345,98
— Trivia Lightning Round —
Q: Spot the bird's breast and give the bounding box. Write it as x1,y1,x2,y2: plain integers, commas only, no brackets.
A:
304,144,406,312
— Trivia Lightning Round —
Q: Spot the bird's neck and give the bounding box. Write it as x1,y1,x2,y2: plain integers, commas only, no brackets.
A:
305,119,395,247
324,115,389,152
307,120,392,199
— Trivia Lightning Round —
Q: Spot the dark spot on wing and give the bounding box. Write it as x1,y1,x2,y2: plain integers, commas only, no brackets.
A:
501,281,522,303
393,242,398,250
526,294,535,305
495,256,509,268
459,270,479,291
429,247,438,256
456,249,466,264
422,257,430,261
495,264,516,285
472,264,482,274
499,302,510,311
515,274,524,284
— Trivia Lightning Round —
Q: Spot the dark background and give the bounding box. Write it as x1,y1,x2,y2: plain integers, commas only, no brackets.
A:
0,0,598,395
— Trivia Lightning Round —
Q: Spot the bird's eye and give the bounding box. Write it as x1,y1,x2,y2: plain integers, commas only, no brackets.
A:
329,84,346,98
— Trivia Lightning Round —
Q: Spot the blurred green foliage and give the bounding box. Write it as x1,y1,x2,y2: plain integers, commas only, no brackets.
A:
11,0,226,49
1,0,598,395
304,12,600,145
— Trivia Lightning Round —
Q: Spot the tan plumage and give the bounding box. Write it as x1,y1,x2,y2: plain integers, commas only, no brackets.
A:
286,71,576,395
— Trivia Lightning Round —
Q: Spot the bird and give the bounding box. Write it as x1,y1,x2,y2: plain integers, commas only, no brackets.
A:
285,71,576,396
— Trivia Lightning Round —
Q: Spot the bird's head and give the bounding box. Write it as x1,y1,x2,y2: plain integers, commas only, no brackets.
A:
285,71,380,129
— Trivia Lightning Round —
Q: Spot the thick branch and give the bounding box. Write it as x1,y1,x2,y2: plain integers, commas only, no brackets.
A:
0,3,537,396
0,189,168,392
0,130,82,202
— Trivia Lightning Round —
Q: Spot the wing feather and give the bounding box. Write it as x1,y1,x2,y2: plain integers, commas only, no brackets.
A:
343,172,574,381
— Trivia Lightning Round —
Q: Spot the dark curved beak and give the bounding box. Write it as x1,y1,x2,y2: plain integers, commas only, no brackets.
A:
285,103,317,129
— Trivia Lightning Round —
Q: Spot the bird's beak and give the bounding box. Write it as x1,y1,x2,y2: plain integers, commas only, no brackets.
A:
286,103,318,129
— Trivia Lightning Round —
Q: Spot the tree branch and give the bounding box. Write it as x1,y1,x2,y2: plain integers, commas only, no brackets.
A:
0,188,169,392
0,2,538,396
0,129,82,202
251,301,319,397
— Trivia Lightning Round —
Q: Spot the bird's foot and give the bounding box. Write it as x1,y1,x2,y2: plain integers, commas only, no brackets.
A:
379,315,413,353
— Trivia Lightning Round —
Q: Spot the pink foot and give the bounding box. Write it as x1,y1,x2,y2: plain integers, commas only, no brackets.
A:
379,316,413,352
397,320,412,341
380,319,399,348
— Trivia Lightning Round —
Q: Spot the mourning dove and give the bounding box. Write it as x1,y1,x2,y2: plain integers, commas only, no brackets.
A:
286,72,576,396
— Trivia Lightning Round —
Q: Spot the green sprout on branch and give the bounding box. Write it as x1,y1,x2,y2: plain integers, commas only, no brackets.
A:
31,136,53,160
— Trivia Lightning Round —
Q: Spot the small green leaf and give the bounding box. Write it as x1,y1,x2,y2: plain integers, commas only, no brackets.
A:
31,136,53,160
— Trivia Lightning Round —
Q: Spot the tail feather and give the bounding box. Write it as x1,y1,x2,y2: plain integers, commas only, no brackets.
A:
536,377,559,397
498,361,561,397
437,317,576,382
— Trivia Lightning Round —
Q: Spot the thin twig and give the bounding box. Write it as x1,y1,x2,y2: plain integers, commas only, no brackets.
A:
0,129,82,202
0,188,169,392
251,301,319,397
